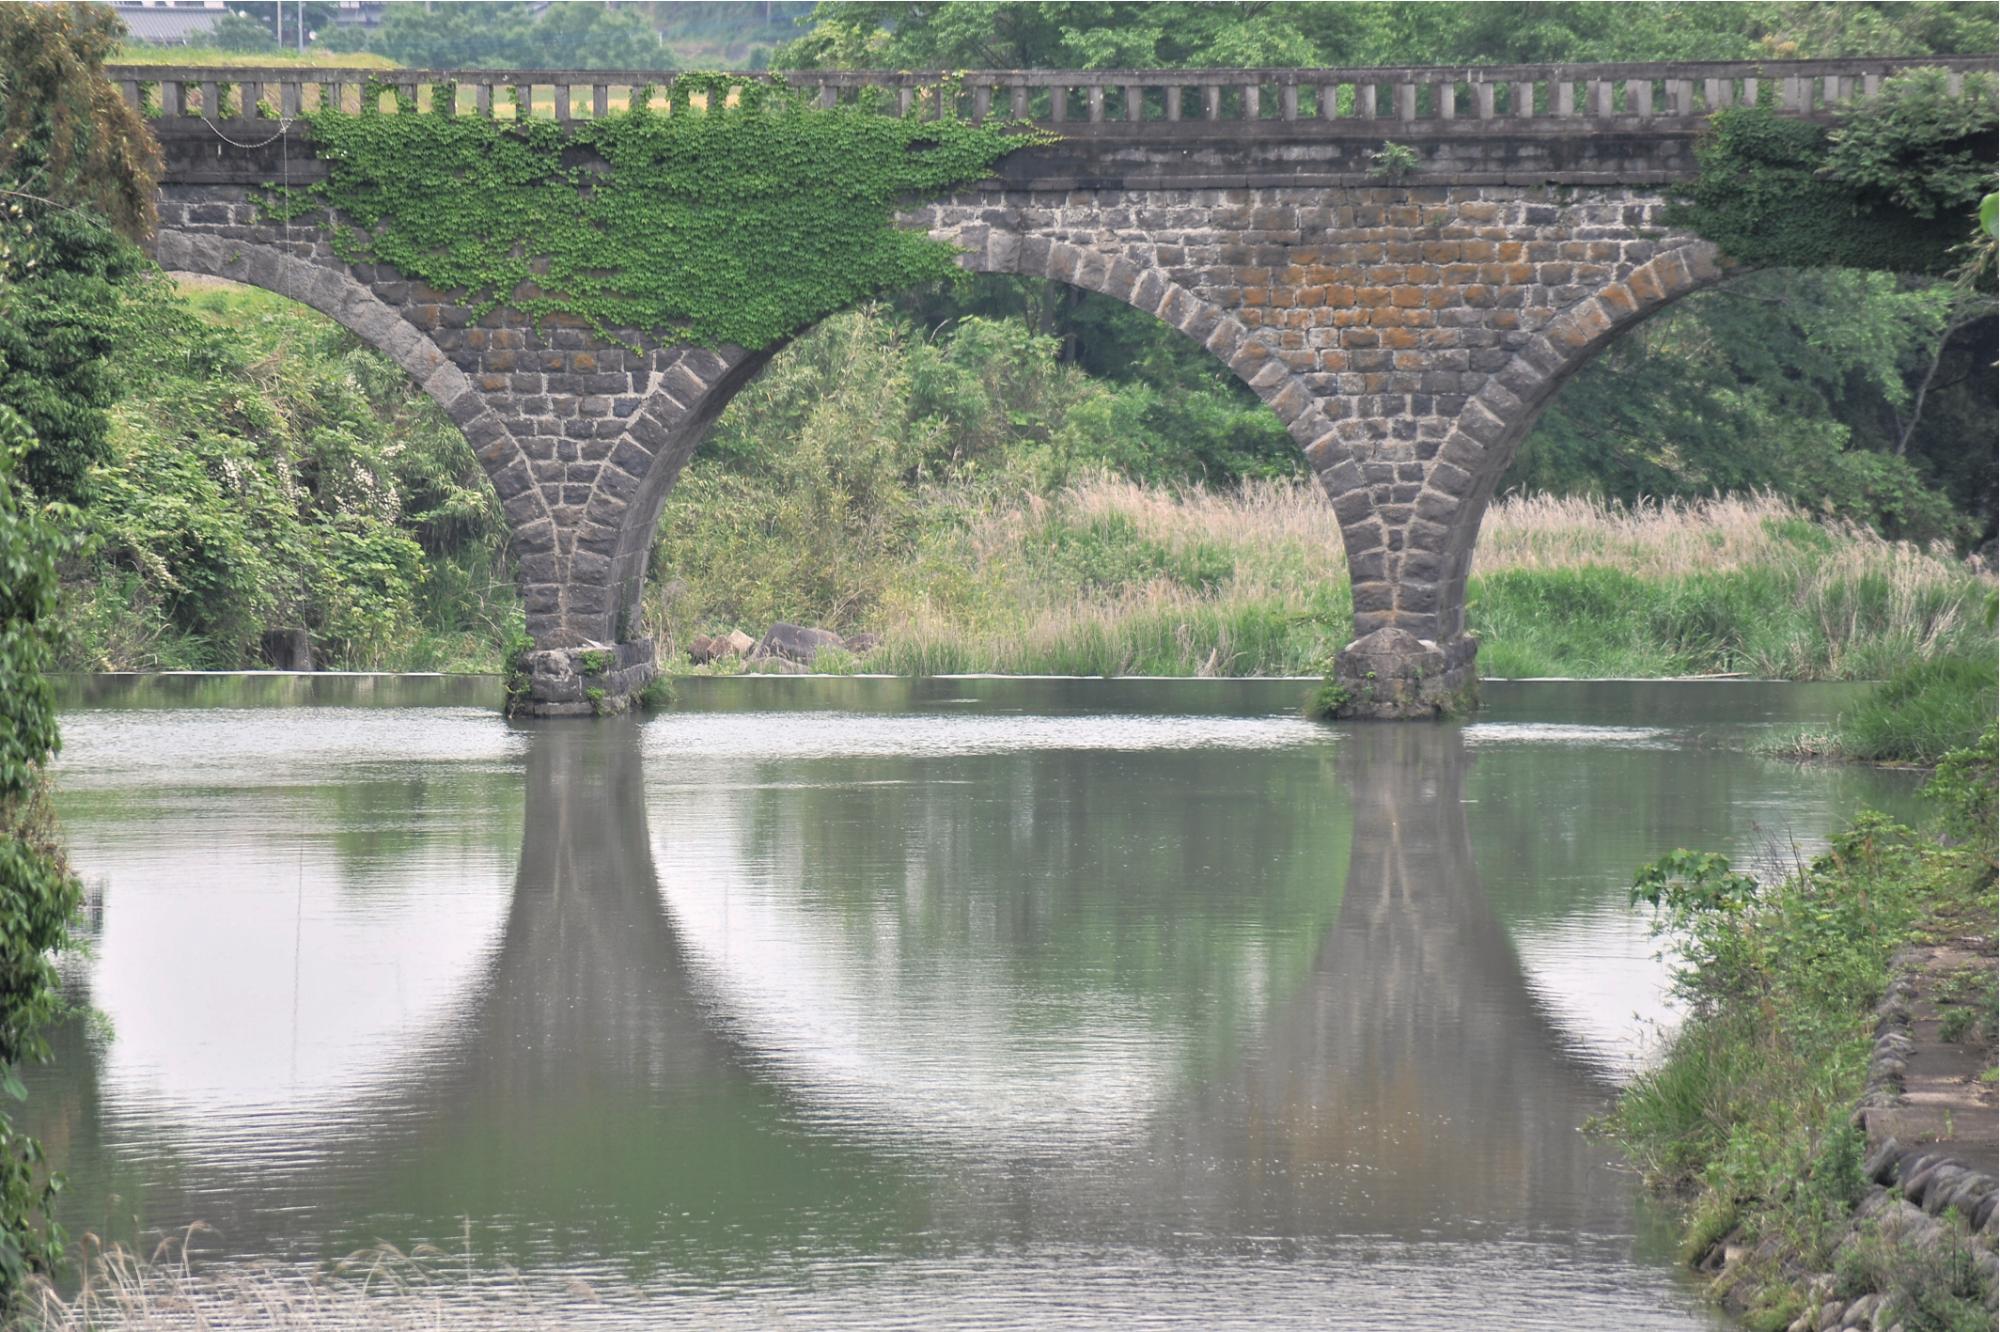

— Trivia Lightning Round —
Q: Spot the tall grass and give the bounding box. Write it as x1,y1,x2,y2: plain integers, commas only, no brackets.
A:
1831,655,2000,764
22,1231,582,1331
680,479,1992,681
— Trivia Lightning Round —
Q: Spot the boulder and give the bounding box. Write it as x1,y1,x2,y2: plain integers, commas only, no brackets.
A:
689,629,754,665
753,623,844,665
843,632,881,656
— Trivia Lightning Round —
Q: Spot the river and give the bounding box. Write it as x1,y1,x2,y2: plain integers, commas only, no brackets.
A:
28,676,1922,1327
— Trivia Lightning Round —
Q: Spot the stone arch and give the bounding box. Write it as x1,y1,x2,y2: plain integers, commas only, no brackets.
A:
583,226,1351,654
1388,240,1730,646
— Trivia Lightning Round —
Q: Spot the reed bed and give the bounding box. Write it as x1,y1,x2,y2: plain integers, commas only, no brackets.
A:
739,478,1993,681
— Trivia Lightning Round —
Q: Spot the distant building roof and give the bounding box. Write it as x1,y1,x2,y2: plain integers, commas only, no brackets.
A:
110,4,228,46
331,1,389,28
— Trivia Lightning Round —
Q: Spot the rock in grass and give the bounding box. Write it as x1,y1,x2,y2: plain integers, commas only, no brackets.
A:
754,623,844,665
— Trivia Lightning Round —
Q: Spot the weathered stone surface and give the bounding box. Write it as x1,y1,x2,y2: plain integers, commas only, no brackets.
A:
753,623,845,665
1331,627,1478,720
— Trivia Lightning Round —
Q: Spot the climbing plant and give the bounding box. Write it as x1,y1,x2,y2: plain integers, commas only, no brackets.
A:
270,75,1050,349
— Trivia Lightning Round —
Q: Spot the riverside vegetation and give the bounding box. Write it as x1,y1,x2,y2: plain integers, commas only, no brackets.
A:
1613,726,1998,1332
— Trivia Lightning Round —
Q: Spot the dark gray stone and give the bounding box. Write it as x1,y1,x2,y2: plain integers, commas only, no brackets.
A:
753,623,846,665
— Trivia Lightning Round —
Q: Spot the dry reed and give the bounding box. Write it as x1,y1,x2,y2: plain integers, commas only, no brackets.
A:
18,1228,598,1331
823,478,1991,679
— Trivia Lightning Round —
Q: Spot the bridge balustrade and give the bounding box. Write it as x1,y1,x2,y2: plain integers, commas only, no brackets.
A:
109,56,1989,136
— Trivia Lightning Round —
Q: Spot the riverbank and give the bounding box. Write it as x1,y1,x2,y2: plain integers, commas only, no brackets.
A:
1763,654,2000,768
652,484,1993,682
1611,729,1998,1331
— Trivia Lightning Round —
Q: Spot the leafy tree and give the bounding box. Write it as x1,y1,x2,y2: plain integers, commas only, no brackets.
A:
61,278,513,671
1669,68,1998,276
775,1,1994,71
0,0,144,1301
207,10,282,53
369,1,535,67
0,403,76,1302
368,0,668,70
1511,270,1990,546
529,2,671,68
0,2,156,508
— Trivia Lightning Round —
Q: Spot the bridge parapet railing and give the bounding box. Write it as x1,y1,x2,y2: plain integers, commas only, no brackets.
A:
109,56,1993,134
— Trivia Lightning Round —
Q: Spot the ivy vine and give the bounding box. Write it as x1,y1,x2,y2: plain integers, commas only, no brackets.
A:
266,75,1050,350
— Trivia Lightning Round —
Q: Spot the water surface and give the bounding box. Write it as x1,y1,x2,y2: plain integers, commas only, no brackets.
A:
32,678,1919,1326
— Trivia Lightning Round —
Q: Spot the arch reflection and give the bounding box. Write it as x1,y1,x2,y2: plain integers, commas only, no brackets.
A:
41,709,1662,1290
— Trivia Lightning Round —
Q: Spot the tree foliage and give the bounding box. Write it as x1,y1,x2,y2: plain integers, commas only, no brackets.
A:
0,416,75,1298
1668,68,1998,276
0,3,155,509
1513,269,1994,545
360,1,672,70
0,2,138,1298
60,278,513,672
775,1,1995,70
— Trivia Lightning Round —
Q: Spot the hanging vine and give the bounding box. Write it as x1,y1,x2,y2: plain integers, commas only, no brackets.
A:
265,75,1051,350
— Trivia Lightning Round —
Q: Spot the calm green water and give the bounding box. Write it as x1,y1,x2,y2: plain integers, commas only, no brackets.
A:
31,677,1921,1327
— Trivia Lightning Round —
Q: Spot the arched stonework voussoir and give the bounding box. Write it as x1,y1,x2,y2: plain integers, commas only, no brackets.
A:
1416,240,1732,643
148,228,566,626
918,211,1342,457
581,342,764,657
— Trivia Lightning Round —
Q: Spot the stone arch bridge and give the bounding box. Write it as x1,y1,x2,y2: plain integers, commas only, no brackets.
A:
115,56,1987,715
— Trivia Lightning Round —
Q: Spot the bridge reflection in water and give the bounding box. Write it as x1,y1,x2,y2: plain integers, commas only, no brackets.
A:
33,700,1767,1324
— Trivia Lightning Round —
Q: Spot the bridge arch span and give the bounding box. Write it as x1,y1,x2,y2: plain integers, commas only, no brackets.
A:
586,228,1332,655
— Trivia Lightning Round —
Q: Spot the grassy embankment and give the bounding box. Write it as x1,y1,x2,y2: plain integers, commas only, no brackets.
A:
655,480,1995,683
110,46,399,69
1610,729,1997,1332
1768,651,2000,766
